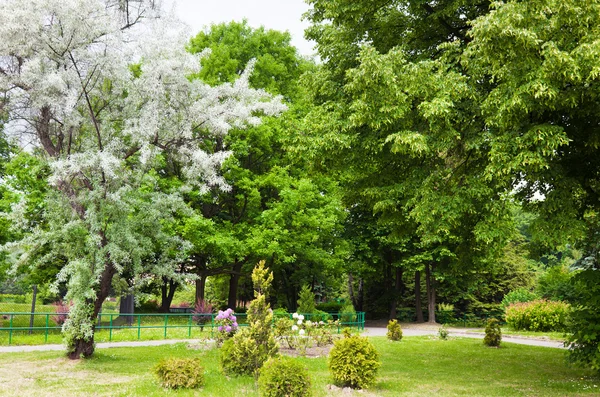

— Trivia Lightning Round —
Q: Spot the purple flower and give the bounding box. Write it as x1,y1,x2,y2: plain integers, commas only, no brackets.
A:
225,326,231,333
218,326,224,332
231,315,237,321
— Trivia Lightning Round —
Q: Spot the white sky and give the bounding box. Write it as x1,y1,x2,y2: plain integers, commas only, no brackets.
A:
165,0,315,57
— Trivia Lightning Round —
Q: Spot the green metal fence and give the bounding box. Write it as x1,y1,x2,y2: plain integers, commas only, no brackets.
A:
0,311,365,345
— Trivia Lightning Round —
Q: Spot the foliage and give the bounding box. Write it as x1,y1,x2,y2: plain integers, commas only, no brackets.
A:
484,319,502,347
339,303,356,324
0,0,285,358
192,299,214,328
567,262,600,372
501,288,539,310
505,300,570,332
328,334,380,389
438,325,449,341
386,319,402,342
219,261,278,376
153,358,204,389
258,356,312,397
297,285,316,314
537,265,578,302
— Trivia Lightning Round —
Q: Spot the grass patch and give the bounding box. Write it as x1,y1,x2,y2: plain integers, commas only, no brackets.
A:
0,337,597,396
468,327,568,342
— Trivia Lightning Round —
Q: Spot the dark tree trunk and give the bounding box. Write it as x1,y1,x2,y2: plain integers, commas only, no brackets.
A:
159,277,178,313
227,261,243,309
425,263,436,323
389,267,403,320
68,261,116,359
415,270,424,323
195,274,207,303
118,294,135,325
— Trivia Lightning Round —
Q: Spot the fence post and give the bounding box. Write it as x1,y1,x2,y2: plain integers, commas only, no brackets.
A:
164,314,168,338
45,313,49,343
29,285,37,335
137,315,141,340
8,314,13,345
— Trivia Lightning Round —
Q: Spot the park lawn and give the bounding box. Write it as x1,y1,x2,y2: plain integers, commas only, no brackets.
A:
466,327,568,342
0,337,597,396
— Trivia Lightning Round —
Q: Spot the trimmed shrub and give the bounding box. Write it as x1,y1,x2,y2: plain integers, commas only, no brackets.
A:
505,299,570,332
484,318,502,347
153,358,204,389
501,288,538,310
386,319,402,341
316,301,343,313
328,334,380,389
258,356,311,397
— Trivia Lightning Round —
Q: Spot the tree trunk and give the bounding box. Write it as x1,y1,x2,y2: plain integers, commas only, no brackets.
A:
68,262,116,359
357,277,364,312
348,272,357,308
415,270,424,323
389,267,403,320
195,274,207,304
425,263,436,323
159,277,178,313
118,294,135,325
227,261,243,309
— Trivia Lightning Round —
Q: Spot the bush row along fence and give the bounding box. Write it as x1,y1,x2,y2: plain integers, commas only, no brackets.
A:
395,309,505,327
0,311,365,345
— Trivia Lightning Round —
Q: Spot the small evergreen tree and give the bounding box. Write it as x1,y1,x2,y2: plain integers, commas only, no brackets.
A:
297,285,316,314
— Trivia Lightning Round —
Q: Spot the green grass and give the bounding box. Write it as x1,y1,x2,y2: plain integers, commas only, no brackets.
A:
0,337,597,396
468,327,568,342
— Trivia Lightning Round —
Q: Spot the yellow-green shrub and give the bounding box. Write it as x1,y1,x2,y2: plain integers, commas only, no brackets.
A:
505,299,570,332
153,358,204,389
484,318,502,347
328,334,380,389
386,319,402,341
258,356,312,397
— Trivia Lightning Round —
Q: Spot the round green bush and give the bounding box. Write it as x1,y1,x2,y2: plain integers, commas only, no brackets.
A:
153,358,204,389
328,334,380,389
386,319,403,341
258,356,312,397
484,318,502,347
220,329,260,376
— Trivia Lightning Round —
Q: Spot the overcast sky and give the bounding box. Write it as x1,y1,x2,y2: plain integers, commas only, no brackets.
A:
165,0,315,56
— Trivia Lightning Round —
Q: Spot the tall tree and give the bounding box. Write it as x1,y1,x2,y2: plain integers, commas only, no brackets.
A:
0,0,284,358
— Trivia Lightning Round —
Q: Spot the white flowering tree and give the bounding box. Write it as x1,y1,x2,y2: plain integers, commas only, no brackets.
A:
0,0,284,358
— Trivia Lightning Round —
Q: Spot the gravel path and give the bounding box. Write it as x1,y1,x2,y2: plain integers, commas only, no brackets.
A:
0,327,565,353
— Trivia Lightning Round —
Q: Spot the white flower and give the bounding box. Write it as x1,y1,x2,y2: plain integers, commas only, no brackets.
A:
306,320,313,327
292,313,299,319
292,325,298,331
299,329,305,336
298,315,304,321
297,320,303,325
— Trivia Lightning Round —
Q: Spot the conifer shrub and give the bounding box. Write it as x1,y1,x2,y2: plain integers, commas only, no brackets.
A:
297,285,316,314
258,356,312,397
386,319,402,341
484,318,502,347
328,334,380,389
339,303,357,324
153,358,204,389
219,261,278,376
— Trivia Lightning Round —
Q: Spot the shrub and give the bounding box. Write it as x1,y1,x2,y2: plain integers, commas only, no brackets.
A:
258,356,312,397
386,319,402,341
484,318,502,347
220,329,261,376
438,324,449,340
297,285,316,314
137,299,159,313
328,334,380,389
309,309,332,322
273,307,290,318
339,303,356,324
192,299,214,329
235,306,248,314
51,300,71,326
536,265,577,302
501,288,538,310
153,358,204,389
505,299,570,332
214,308,238,345
316,301,343,313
